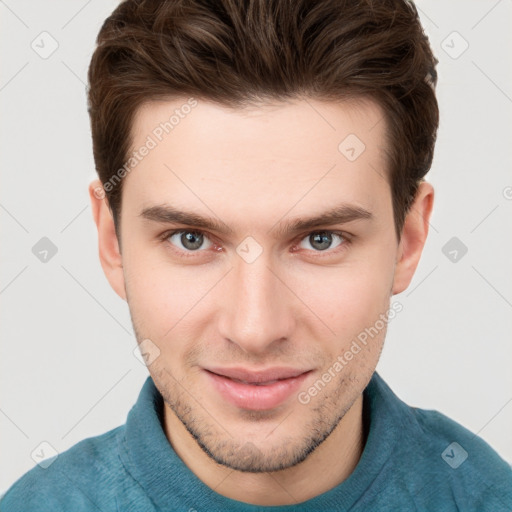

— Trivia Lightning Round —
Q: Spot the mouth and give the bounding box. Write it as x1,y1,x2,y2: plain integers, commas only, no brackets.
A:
204,367,312,411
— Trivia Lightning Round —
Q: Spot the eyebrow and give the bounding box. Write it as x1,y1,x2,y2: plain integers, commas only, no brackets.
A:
139,203,373,237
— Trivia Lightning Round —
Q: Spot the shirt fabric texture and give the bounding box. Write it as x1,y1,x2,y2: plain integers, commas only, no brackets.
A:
2,371,511,511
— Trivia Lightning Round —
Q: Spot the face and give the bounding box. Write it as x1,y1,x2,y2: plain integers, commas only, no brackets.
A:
93,97,425,473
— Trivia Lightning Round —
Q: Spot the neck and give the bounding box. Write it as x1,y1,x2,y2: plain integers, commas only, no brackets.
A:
163,394,365,506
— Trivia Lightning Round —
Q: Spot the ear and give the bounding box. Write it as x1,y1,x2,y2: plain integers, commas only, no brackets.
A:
392,181,434,295
88,179,127,301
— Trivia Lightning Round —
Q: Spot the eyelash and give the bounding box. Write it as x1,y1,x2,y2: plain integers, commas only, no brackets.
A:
158,229,352,259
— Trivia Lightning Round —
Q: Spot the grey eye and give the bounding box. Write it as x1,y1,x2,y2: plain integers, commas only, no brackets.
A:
169,231,212,251
299,231,343,252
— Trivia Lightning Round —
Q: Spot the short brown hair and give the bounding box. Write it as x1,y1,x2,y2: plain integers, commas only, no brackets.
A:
87,0,438,240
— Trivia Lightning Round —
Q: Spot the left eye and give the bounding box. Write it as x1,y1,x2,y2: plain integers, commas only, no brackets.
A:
298,231,345,252
168,230,213,251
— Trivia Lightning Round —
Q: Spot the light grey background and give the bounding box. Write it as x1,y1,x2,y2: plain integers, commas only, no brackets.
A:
1,0,511,494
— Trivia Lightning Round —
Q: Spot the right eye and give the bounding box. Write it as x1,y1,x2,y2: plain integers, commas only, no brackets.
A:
166,230,214,252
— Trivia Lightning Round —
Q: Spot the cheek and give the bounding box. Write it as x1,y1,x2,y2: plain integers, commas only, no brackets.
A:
291,256,394,342
123,246,202,338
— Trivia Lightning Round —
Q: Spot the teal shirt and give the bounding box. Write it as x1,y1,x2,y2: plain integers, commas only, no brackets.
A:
2,372,511,511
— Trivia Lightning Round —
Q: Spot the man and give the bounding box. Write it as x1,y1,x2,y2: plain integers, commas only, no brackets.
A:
2,0,511,510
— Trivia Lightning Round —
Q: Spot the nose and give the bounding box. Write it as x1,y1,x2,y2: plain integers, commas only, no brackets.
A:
218,253,295,355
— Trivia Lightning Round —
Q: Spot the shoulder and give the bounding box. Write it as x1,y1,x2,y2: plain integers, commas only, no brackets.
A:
0,425,129,512
405,405,512,509
366,374,512,510
412,405,510,472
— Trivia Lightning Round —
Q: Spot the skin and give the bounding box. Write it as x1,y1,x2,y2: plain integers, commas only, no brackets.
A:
89,96,433,506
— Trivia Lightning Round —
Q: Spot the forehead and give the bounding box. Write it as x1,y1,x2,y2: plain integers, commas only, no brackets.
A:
131,95,387,163
123,97,391,230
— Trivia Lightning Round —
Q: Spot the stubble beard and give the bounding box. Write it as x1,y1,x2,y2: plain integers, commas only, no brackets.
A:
150,363,359,473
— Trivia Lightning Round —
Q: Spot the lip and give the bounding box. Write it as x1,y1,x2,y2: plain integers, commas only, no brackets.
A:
204,367,312,411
